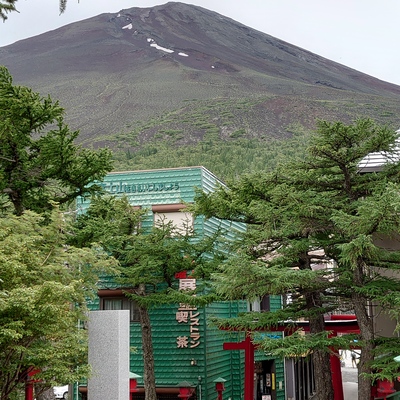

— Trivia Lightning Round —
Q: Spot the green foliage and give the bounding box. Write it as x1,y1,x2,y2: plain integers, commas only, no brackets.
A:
0,67,115,400
0,0,66,21
0,66,113,216
113,135,309,182
111,95,315,181
71,195,225,400
0,0,17,21
253,330,354,360
71,195,225,304
0,208,115,400
194,118,400,393
370,337,400,381
230,128,246,138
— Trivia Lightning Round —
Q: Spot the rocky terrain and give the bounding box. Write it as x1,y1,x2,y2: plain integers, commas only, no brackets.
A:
1,2,399,161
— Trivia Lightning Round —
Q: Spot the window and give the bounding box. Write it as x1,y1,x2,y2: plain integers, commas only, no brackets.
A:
152,204,193,235
98,289,140,322
248,295,271,312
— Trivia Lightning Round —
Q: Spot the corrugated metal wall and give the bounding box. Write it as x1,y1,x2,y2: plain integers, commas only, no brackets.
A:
204,301,246,399
83,167,247,399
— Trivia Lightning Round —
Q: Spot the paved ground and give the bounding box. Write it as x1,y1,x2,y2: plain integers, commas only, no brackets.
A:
342,366,358,383
341,350,358,400
343,381,358,400
342,367,358,400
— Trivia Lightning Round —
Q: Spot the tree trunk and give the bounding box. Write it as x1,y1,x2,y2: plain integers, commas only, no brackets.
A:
138,284,157,400
306,292,335,400
352,261,374,400
312,348,334,400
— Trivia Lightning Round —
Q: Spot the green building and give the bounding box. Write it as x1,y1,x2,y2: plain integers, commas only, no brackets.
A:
77,167,248,399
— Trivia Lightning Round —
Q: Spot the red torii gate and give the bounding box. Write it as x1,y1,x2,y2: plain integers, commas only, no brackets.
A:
223,315,359,400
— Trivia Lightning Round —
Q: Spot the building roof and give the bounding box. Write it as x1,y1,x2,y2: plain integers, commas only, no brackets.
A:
358,129,400,172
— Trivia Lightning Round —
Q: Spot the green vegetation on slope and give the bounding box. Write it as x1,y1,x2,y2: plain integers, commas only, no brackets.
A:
108,92,400,181
110,97,313,180
113,130,310,182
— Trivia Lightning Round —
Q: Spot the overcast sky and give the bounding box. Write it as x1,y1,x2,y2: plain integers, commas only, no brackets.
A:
1,0,399,85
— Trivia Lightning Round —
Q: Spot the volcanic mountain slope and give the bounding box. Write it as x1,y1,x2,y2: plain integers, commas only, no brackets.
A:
1,1,400,149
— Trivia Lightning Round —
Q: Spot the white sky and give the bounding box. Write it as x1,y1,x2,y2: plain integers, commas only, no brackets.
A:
1,0,400,85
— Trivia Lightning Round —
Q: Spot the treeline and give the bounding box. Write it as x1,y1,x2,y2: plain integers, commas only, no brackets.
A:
113,134,309,182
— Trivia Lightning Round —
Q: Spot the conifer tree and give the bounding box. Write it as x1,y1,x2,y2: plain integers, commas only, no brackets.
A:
0,66,112,216
71,195,224,400
194,119,400,400
0,0,16,21
0,67,114,399
195,169,337,400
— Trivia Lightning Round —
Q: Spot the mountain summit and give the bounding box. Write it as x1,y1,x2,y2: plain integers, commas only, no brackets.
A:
1,2,400,147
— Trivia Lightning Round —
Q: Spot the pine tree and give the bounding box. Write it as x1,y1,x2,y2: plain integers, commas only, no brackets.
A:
0,67,114,400
301,119,400,399
194,119,400,400
0,66,112,216
0,0,17,21
71,195,224,400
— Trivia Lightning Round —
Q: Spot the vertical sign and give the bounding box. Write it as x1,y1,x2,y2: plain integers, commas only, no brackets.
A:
176,278,201,348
